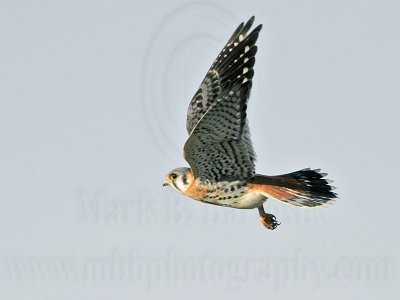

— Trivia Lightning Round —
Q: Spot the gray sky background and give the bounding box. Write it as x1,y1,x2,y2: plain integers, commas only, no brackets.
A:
1,0,399,299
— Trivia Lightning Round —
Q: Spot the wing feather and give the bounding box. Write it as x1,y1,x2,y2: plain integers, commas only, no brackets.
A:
184,81,255,182
184,17,262,182
186,17,261,134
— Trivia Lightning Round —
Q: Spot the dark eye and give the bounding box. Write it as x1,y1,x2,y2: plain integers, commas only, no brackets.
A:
170,173,177,180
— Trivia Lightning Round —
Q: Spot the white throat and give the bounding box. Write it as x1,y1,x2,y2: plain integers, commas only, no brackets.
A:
171,173,192,194
174,179,188,193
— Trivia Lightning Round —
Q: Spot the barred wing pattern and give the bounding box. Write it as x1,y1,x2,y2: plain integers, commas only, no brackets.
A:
186,17,261,166
184,17,262,182
184,81,253,182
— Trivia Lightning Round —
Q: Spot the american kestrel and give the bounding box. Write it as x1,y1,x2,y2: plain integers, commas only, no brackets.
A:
163,16,337,230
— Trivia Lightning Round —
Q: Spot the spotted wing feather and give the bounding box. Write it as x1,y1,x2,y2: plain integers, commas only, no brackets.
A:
186,18,261,166
186,70,221,135
184,81,255,182
186,17,259,133
184,18,262,182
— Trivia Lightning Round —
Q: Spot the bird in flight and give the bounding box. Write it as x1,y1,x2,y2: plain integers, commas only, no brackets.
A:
163,16,337,230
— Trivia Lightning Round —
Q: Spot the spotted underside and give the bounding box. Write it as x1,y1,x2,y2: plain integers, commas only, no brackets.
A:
184,178,266,209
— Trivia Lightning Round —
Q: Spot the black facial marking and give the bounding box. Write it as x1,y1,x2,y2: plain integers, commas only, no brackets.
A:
172,181,180,191
182,173,188,185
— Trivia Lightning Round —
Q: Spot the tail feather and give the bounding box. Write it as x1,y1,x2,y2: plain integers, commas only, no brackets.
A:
250,168,337,207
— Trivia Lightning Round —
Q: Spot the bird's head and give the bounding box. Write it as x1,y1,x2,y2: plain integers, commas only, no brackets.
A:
163,167,193,194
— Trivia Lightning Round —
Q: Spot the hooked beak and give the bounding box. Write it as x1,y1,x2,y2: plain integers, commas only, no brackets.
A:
163,178,170,187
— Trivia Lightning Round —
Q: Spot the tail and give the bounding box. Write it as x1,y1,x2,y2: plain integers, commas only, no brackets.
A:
250,168,337,207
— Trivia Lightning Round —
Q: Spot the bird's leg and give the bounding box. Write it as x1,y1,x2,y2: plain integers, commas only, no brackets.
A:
258,206,280,230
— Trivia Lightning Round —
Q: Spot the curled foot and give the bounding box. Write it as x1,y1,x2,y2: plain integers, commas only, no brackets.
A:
260,213,280,230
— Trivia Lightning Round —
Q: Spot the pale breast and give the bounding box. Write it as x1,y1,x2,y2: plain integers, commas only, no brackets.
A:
186,180,266,209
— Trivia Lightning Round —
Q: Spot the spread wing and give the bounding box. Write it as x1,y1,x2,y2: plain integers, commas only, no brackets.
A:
184,18,262,182
186,17,260,166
